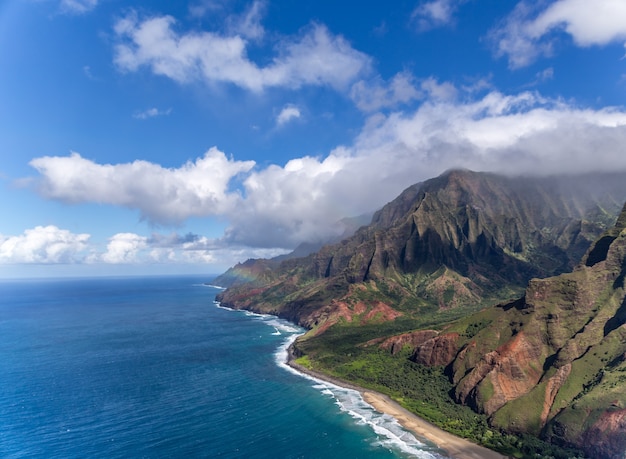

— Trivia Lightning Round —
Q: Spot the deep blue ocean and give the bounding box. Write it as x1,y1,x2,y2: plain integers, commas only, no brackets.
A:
0,276,446,458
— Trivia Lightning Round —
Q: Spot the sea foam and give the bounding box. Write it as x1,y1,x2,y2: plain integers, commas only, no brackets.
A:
282,364,444,459
217,303,446,458
273,332,444,458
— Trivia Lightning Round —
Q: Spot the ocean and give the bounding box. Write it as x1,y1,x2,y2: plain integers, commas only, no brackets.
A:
0,276,445,458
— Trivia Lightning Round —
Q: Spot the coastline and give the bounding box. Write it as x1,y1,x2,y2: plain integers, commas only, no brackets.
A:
213,295,508,459
286,350,508,459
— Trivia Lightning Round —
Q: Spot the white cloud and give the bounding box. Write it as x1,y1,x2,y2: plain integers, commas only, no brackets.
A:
133,107,172,120
222,90,626,248
113,13,370,93
28,148,255,225
94,230,288,265
351,74,457,112
420,77,457,101
0,226,90,264
27,89,626,250
491,0,626,68
412,0,466,31
224,154,352,247
229,1,266,40
276,105,301,126
100,233,148,264
351,72,422,111
0,226,287,268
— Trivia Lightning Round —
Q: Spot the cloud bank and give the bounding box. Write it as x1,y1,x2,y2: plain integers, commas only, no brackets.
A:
0,226,287,267
27,89,626,250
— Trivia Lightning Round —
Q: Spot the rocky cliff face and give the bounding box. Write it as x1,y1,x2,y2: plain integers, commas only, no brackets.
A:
216,170,626,333
401,203,626,458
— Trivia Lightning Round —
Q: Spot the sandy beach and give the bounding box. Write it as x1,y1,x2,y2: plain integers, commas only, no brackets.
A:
361,391,507,459
287,359,508,459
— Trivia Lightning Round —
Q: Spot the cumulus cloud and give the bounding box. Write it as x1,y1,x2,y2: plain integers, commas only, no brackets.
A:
490,0,626,68
222,90,626,248
0,226,90,264
276,105,301,126
29,148,254,225
133,107,172,120
113,13,370,92
351,72,422,111
27,89,626,250
224,154,353,247
60,0,97,14
412,0,467,31
99,233,147,264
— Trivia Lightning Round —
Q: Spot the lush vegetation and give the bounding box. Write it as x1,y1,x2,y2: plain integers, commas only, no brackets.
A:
296,321,586,459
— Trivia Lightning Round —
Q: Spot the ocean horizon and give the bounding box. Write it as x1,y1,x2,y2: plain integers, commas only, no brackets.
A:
0,275,446,458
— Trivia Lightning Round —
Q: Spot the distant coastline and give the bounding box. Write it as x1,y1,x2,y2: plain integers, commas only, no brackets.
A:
285,345,508,459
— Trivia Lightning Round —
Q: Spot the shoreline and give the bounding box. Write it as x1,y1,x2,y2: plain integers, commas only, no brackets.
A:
286,350,508,459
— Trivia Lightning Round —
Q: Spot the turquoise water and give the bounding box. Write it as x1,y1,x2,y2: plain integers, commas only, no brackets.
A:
0,276,445,458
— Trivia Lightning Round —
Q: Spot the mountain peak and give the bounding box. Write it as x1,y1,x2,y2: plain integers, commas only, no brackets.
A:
217,170,626,332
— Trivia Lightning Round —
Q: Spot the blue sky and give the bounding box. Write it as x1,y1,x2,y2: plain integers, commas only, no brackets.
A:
2,0,626,277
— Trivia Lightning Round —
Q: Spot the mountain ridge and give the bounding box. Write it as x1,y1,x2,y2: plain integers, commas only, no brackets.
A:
216,170,626,333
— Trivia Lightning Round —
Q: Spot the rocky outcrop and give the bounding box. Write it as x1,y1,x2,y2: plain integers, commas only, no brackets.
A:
410,332,460,366
539,363,571,427
306,298,402,336
380,330,438,355
459,330,546,415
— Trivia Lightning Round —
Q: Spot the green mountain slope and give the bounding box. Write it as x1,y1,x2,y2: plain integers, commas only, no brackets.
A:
394,203,626,458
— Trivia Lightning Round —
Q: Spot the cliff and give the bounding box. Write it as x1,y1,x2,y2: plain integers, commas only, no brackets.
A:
400,203,626,458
